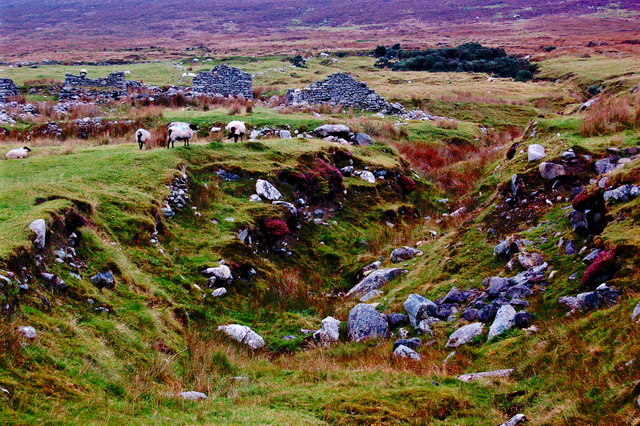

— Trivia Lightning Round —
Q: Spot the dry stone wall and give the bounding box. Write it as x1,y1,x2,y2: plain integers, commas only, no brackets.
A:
285,73,406,115
59,72,139,100
192,64,253,99
0,79,20,102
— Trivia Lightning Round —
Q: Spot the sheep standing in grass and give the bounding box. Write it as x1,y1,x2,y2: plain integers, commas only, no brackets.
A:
167,122,198,148
135,128,151,150
225,121,246,143
5,146,31,159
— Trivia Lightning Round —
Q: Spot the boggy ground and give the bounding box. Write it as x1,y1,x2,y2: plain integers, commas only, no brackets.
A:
1,49,640,424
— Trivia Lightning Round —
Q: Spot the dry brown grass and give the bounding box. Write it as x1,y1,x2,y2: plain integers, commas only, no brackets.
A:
580,96,636,137
434,118,459,130
435,91,526,106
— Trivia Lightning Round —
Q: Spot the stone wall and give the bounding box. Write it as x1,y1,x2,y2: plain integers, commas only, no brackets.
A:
0,78,20,102
284,73,406,115
192,64,253,99
59,72,131,100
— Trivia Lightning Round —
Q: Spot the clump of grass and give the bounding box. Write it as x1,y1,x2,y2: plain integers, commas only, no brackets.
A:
580,96,635,136
227,101,244,115
434,118,458,130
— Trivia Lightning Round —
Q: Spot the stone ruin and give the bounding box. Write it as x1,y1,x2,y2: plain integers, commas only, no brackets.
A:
192,64,253,99
285,73,406,115
59,71,141,101
0,78,20,102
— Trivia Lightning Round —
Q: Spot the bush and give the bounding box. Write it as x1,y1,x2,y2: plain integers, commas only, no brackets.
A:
515,70,534,82
397,174,417,194
582,251,616,286
262,218,290,240
288,55,307,68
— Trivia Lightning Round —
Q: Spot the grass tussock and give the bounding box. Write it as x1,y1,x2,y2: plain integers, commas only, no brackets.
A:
580,96,636,136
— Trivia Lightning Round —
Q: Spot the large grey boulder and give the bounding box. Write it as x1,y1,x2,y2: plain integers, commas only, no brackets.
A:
403,294,438,327
347,304,389,342
352,133,372,146
488,304,517,340
604,185,639,204
393,345,421,361
314,124,351,139
313,316,341,345
539,162,566,180
345,268,406,298
28,219,46,249
527,144,546,161
217,324,265,349
446,322,484,348
390,246,423,263
487,277,510,298
255,179,282,200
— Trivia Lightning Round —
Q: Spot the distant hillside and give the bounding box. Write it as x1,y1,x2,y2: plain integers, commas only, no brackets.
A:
0,0,638,61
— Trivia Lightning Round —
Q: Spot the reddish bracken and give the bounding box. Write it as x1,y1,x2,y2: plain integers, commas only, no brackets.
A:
397,174,417,194
582,250,616,286
262,218,290,240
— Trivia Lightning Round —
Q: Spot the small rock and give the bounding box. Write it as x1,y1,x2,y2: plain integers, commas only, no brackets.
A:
345,268,406,298
90,271,115,290
393,337,421,351
393,344,421,361
347,304,389,342
403,294,438,327
255,179,282,200
360,289,383,302
488,304,517,340
539,162,566,180
17,326,37,339
446,322,483,348
28,219,46,249
313,316,341,345
360,171,376,183
177,391,207,401
457,368,514,382
352,133,372,146
212,287,227,297
595,158,615,175
390,246,423,263
217,324,265,349
527,144,546,161
632,301,640,322
443,286,467,304
500,413,527,426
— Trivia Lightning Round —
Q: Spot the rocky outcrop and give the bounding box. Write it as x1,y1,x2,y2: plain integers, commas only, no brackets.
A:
285,73,406,115
457,368,514,382
192,64,253,99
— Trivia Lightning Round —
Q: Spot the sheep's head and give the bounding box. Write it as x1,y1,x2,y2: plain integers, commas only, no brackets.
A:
189,124,198,131
22,146,31,152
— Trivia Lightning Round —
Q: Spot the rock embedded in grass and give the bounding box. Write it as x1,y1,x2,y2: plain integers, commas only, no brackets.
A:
500,413,526,426
313,316,341,345
393,344,421,361
457,368,514,382
403,294,438,327
17,325,37,339
90,270,115,290
217,324,265,349
345,268,406,298
393,337,421,351
538,162,566,180
347,304,389,342
527,144,546,161
488,304,517,340
390,246,423,263
255,179,282,201
359,170,376,183
446,322,483,348
28,219,46,249
177,391,207,401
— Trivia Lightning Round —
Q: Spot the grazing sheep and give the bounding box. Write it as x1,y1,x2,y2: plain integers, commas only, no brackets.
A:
167,123,198,148
135,128,151,150
5,146,31,159
225,121,246,143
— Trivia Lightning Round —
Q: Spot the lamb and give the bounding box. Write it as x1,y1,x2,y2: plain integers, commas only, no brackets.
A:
5,146,31,159
135,128,151,150
167,122,198,148
225,120,246,143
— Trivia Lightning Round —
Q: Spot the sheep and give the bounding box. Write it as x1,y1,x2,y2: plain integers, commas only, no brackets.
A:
5,146,31,159
225,120,246,143
135,128,151,150
167,122,198,148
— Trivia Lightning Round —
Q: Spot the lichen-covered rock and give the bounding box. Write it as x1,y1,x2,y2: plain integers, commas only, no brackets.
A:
443,286,468,304
403,294,438,327
313,124,351,139
202,264,232,286
539,162,566,180
347,304,389,342
17,326,37,339
446,322,483,347
313,316,341,345
177,391,207,401
255,179,282,200
488,304,517,340
217,324,265,349
90,271,115,290
352,133,372,146
527,144,546,161
360,171,376,183
393,345,421,361
28,219,46,249
393,337,421,351
390,246,424,263
345,268,406,298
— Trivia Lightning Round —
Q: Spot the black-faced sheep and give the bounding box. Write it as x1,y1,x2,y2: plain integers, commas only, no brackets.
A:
167,122,198,148
5,146,31,159
225,121,246,143
135,128,151,150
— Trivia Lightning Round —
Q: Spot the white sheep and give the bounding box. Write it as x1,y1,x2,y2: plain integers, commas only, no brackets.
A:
79,69,88,76
167,122,198,148
135,128,151,150
225,121,246,143
5,146,31,159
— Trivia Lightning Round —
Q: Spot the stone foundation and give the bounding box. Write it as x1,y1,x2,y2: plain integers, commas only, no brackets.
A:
192,64,253,99
0,78,20,102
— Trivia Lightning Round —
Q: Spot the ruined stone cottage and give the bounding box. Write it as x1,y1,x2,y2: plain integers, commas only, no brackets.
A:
0,79,20,102
192,64,253,99
59,71,140,100
284,73,406,115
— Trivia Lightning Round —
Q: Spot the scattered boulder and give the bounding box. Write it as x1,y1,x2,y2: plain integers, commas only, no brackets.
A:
255,179,282,200
604,184,639,204
501,413,527,426
202,264,233,286
28,219,46,249
313,124,351,139
386,313,407,328
443,286,467,304
403,294,438,327
527,144,546,162
345,268,406,298
393,337,421,351
217,324,265,349
487,277,510,298
90,271,115,290
393,345,421,361
352,133,372,146
446,322,483,348
212,287,227,297
279,130,292,139
360,171,376,183
457,368,514,382
347,304,390,342
488,304,517,340
559,283,620,315
595,158,615,175
632,301,640,322
360,289,383,302
390,246,423,263
518,251,544,269
539,162,566,180
17,326,37,339
177,391,207,401
313,316,341,345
